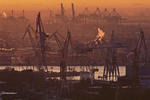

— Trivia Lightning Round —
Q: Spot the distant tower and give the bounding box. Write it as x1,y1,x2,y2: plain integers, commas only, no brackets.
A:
83,7,89,24
49,10,54,24
11,9,14,16
84,7,89,16
111,8,118,16
61,2,64,17
126,29,147,87
113,8,116,12
95,8,100,15
102,8,110,20
22,10,25,17
72,3,75,19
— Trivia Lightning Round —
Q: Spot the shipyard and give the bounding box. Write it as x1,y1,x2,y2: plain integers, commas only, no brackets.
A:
0,0,150,100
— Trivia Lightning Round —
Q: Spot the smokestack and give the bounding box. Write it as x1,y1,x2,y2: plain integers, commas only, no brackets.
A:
61,2,64,16
72,3,75,19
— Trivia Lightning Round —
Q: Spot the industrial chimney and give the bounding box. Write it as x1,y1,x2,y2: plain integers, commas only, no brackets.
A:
61,2,64,17
72,3,75,19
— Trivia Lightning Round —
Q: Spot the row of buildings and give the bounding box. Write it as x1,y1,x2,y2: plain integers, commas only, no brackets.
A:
0,3,121,25
0,10,28,21
53,3,122,24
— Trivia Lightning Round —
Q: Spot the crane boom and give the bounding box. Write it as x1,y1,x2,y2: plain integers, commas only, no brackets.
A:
49,30,72,80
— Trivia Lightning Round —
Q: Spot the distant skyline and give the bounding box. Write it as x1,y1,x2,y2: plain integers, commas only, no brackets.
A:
0,0,149,18
0,0,149,10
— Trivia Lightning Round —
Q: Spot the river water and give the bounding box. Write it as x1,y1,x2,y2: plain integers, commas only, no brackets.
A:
0,66,126,80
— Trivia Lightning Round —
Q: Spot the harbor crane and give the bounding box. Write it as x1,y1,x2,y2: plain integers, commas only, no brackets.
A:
135,29,147,64
72,3,75,20
49,30,72,80
103,31,120,81
49,30,72,96
23,12,49,71
95,8,101,15
87,29,126,81
36,12,49,71
131,29,147,87
23,25,40,68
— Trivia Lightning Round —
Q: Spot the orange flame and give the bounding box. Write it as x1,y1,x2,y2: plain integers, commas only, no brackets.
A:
95,28,105,43
2,12,7,18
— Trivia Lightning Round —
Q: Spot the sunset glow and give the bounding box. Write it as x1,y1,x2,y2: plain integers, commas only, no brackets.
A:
2,12,7,18
0,0,149,10
96,28,105,43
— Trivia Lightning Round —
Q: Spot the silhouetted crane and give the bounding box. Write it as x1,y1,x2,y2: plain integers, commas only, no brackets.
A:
95,8,101,15
23,25,41,68
103,31,120,81
72,3,75,20
23,12,49,71
135,29,147,64
35,12,49,71
49,30,72,96
131,29,147,87
49,30,72,80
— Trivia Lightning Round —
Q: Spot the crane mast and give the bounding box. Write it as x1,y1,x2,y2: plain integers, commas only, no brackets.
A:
36,12,49,71
135,29,147,64
49,30,72,96
23,12,49,71
60,31,72,80
103,31,120,81
131,29,147,87
49,31,72,80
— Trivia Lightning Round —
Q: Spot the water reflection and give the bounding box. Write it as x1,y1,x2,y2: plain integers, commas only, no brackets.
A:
0,66,126,80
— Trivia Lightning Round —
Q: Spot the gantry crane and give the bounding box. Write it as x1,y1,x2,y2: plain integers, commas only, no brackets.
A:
103,31,120,81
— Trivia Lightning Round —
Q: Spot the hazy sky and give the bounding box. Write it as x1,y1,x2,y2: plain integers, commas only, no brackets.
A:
0,0,149,10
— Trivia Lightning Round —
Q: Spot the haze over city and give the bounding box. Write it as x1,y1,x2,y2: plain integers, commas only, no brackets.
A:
0,0,149,10
0,0,150,100
0,0,149,19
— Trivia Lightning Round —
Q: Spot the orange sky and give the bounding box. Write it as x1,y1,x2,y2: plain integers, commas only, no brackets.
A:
0,0,149,10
